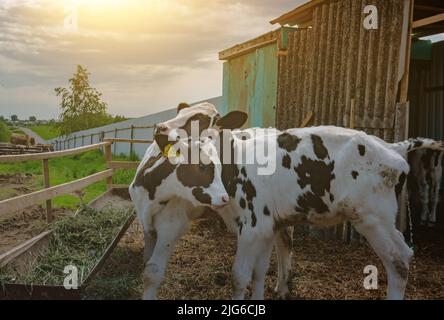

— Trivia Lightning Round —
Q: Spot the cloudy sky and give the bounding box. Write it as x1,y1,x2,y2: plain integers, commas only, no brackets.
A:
0,0,307,120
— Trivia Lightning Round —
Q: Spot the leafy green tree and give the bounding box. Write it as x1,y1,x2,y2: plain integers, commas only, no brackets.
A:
0,115,5,122
55,65,109,136
29,116,37,122
11,115,18,122
0,119,11,142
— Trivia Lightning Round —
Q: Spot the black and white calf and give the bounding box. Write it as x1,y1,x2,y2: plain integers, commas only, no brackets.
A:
217,127,433,300
129,137,230,299
130,103,295,299
214,126,442,300
131,102,444,300
408,149,443,226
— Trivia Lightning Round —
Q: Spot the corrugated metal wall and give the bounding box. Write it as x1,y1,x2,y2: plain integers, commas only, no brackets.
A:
409,41,444,141
277,0,406,142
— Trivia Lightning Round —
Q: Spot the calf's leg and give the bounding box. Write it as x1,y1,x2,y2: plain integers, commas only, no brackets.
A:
419,177,430,225
143,230,157,263
274,227,294,299
251,237,274,300
232,238,256,300
429,153,443,225
354,219,413,300
142,208,190,300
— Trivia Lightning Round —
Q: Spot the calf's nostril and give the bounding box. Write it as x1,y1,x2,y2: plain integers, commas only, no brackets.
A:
221,195,229,203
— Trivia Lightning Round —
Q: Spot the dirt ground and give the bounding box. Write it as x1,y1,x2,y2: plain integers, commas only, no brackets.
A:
0,173,71,255
85,211,444,300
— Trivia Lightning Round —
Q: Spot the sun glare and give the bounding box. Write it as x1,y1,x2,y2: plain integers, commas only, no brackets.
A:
75,0,125,8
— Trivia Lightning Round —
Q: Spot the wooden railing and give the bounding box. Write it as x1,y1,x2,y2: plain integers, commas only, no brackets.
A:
0,138,152,222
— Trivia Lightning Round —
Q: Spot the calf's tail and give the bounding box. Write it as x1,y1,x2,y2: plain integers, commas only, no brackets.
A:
389,138,444,155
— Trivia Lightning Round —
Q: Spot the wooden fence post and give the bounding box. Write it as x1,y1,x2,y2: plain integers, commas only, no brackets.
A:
104,143,113,191
130,125,134,157
114,128,118,155
42,159,53,222
90,134,93,145
395,102,410,233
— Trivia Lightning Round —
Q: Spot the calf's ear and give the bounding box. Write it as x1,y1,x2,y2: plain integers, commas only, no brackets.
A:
215,111,248,130
177,102,191,113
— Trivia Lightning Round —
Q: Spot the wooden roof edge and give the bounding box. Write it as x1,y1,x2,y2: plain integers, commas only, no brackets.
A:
270,0,325,25
218,29,281,61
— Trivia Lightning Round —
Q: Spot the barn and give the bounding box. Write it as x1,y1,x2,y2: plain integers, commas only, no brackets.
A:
219,0,444,236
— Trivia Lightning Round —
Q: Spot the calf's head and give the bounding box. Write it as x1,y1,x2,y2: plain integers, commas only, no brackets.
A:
135,138,229,209
154,102,248,150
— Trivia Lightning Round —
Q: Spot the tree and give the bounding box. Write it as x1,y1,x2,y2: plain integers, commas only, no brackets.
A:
29,116,37,122
0,115,4,122
55,65,109,136
0,119,11,142
11,115,18,122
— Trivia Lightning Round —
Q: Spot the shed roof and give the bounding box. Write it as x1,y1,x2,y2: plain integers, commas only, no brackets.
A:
270,0,323,26
271,0,444,33
219,29,281,61
413,0,444,38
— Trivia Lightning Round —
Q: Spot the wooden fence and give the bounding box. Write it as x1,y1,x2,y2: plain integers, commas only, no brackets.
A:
0,138,151,222
0,143,53,156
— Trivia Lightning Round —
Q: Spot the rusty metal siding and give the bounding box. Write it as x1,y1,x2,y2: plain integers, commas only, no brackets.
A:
277,0,406,142
222,43,278,128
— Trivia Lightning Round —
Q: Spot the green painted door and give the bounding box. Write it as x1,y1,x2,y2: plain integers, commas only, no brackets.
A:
222,43,278,128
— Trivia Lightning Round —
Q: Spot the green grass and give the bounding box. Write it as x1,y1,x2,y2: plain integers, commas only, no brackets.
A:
0,150,137,209
27,124,61,140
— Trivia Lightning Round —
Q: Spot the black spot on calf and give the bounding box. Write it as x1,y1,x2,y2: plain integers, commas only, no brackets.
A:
351,171,359,180
395,172,407,199
251,211,257,227
177,163,215,188
179,113,213,137
221,138,242,198
311,135,329,160
192,187,212,204
242,180,257,203
239,198,246,209
135,157,177,200
294,156,335,197
278,133,301,152
235,217,243,235
296,192,329,214
242,179,257,227
358,144,366,156
282,154,292,169
263,206,271,216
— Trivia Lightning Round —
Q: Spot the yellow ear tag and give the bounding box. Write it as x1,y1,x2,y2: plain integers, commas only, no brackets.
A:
163,144,180,158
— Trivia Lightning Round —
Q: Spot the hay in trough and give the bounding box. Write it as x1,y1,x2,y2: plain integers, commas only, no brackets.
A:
0,205,133,286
